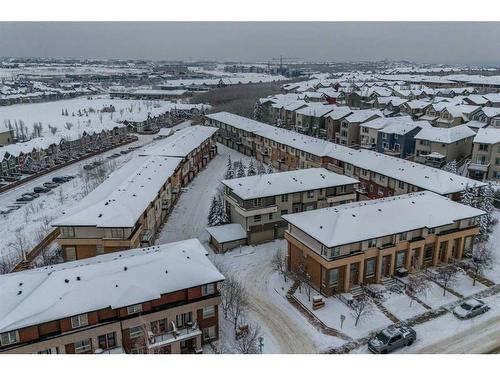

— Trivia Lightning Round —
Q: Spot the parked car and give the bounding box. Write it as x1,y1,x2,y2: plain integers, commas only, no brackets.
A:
368,325,416,354
453,299,490,319
34,186,50,193
43,182,59,189
0,208,15,215
16,195,34,202
52,176,68,183
23,192,40,199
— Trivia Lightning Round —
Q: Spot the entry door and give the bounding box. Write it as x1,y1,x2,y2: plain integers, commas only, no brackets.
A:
382,255,392,277
350,263,359,285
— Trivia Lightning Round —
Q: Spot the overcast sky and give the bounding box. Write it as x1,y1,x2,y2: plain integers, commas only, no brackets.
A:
1,22,499,65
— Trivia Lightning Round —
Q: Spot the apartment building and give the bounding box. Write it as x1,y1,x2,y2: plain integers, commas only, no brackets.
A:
337,109,382,146
0,239,224,354
205,112,485,201
53,125,218,261
283,191,484,295
222,168,359,244
469,128,500,180
415,124,475,167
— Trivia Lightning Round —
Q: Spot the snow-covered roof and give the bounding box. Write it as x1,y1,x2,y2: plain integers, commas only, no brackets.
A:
0,239,224,333
343,109,383,123
222,168,358,200
207,112,484,194
362,116,430,134
473,127,500,145
206,223,247,243
295,104,335,117
52,155,181,228
283,191,485,248
140,125,217,158
324,106,353,120
415,124,476,144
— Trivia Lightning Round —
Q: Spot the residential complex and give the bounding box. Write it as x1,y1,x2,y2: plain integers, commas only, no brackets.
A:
222,168,359,244
0,239,224,354
52,125,218,261
283,191,484,295
469,127,500,180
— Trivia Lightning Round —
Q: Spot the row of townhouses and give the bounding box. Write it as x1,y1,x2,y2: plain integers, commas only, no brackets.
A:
52,125,218,261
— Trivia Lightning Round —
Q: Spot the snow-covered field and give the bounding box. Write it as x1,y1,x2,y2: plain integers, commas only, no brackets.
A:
381,292,428,321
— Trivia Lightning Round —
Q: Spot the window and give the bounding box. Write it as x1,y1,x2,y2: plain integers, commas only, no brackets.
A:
424,245,434,261
202,283,215,296
254,214,261,223
327,268,339,286
127,304,143,315
367,238,377,248
398,180,405,189
0,331,19,346
203,326,216,341
150,318,167,334
253,198,262,207
327,247,341,259
337,185,347,194
281,194,288,202
428,228,436,234
479,144,488,151
74,339,91,353
394,143,400,151
365,258,376,277
307,190,314,198
268,213,273,220
203,306,215,318
66,247,76,261
61,227,75,238
398,232,407,241
280,209,288,216
98,332,116,350
129,326,143,339
38,347,59,354
176,312,193,328
110,228,123,239
396,251,406,268
71,314,88,329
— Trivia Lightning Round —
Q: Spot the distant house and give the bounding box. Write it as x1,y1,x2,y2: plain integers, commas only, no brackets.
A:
376,118,431,158
435,105,482,128
469,128,500,180
337,109,382,146
415,124,476,167
294,104,335,137
324,107,353,142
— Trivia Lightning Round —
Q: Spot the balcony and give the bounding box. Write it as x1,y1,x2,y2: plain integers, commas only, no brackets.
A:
468,161,490,172
147,323,201,350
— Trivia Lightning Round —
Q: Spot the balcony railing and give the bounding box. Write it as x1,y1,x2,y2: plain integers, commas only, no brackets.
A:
148,323,201,350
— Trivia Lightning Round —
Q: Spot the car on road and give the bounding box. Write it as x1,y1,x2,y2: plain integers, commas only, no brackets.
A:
453,299,490,319
23,192,40,199
52,176,71,183
0,208,15,215
368,325,416,354
34,186,51,193
43,182,59,189
16,195,34,202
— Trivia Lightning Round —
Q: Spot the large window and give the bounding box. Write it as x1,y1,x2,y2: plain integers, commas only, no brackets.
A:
110,228,124,239
176,312,193,328
327,247,341,259
74,339,91,353
202,306,215,319
281,194,288,202
151,318,167,334
365,258,376,277
396,251,406,268
71,314,88,329
202,283,215,296
327,268,339,287
129,326,143,339
0,331,19,346
127,304,143,315
98,332,116,350
254,214,261,223
203,326,216,341
61,227,75,238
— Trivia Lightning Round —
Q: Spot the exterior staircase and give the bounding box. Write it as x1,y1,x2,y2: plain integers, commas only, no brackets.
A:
350,285,364,298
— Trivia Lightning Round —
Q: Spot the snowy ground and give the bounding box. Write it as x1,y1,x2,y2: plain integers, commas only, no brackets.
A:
0,121,192,268
381,292,427,321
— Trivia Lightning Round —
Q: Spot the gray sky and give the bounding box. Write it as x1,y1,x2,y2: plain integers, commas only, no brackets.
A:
1,22,499,65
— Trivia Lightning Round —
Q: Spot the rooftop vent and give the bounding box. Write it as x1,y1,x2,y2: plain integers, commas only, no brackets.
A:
124,267,128,271
98,214,103,218
17,290,22,295
76,276,81,281
64,279,69,283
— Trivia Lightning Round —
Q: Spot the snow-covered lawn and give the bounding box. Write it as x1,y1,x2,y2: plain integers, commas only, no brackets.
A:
293,286,392,340
449,272,488,297
484,210,500,284
418,281,460,309
381,292,428,321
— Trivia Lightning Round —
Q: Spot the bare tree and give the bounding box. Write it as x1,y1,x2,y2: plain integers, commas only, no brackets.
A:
229,279,249,331
406,272,431,307
219,275,236,320
467,243,494,286
436,264,460,296
234,323,261,354
9,229,31,261
350,294,375,327
271,248,289,282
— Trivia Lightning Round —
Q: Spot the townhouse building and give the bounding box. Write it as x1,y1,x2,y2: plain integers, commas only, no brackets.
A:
283,191,484,295
324,107,353,142
401,100,431,119
205,112,484,201
222,168,359,244
470,107,500,127
0,239,224,354
53,125,218,261
337,109,382,146
415,124,475,167
468,128,500,180
377,120,430,158
435,105,481,128
294,104,335,137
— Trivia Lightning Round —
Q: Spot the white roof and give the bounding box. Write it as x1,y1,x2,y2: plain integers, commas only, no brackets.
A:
343,109,383,123
52,155,181,228
0,239,224,333
283,191,484,248
206,223,247,243
415,124,476,144
222,168,358,200
140,125,217,158
295,104,336,117
362,116,430,134
324,106,353,120
473,127,500,145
